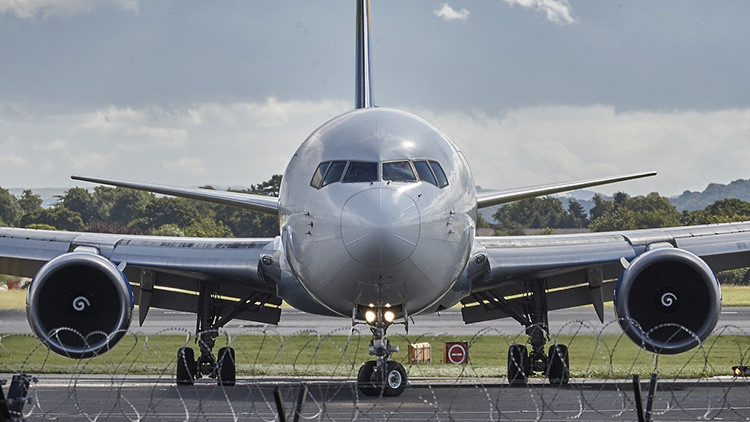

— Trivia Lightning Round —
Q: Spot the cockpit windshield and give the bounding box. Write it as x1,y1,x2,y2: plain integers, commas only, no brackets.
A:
310,159,448,189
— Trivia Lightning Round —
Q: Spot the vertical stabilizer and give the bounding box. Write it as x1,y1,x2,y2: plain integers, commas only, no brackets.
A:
355,0,372,109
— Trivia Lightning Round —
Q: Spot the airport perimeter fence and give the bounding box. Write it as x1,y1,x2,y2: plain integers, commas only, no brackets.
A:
2,320,750,421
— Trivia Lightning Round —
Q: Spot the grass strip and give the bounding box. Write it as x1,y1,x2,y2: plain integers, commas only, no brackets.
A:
2,332,749,380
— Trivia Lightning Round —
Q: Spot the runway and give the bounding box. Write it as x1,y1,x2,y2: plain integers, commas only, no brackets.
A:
7,374,750,421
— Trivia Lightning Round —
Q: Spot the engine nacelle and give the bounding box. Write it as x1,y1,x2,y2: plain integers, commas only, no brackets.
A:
26,252,134,359
614,248,721,354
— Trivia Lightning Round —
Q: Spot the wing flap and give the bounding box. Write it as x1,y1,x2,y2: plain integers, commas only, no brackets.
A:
131,284,281,325
461,281,617,324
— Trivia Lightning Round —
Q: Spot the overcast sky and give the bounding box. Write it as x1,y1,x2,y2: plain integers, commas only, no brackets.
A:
1,0,749,196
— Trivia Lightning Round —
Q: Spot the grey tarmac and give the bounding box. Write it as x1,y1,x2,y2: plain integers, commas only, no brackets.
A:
6,374,750,421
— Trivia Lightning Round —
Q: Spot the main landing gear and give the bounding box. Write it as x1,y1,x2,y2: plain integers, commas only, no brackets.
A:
356,306,408,397
176,282,236,386
507,280,569,386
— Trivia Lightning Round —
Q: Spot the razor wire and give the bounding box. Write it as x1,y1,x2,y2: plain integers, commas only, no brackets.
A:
1,320,750,421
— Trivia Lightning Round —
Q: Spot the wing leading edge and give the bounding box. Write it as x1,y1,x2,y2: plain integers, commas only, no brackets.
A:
72,175,279,215
476,172,656,208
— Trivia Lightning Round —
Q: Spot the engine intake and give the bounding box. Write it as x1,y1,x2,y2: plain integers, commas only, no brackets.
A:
614,248,721,354
26,252,133,359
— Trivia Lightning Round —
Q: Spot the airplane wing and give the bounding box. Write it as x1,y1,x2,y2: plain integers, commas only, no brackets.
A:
476,172,656,208
464,222,750,327
0,227,281,326
72,175,279,214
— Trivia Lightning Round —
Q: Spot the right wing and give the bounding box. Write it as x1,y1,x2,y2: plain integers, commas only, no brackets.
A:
72,175,279,214
0,227,281,325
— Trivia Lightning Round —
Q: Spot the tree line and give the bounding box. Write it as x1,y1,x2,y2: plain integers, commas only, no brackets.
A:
492,193,750,235
0,175,282,238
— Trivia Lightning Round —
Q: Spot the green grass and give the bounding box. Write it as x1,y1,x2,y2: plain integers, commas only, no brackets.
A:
2,332,749,379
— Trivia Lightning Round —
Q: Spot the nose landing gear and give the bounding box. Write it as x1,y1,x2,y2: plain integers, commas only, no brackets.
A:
356,306,408,397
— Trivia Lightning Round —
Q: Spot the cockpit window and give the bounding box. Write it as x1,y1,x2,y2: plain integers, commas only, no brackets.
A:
413,160,437,186
382,161,417,182
429,161,449,188
343,161,378,183
322,161,347,186
311,159,447,188
310,161,330,188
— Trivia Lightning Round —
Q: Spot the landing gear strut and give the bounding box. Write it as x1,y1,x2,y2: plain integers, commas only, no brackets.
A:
507,279,569,385
356,307,407,397
175,281,236,386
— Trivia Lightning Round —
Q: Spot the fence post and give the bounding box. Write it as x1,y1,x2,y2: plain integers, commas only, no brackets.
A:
632,375,645,422
274,386,287,422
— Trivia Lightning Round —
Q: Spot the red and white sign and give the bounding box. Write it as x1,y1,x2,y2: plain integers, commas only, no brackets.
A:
444,342,468,364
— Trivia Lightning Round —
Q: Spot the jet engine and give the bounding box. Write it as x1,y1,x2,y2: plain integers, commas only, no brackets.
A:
26,252,134,359
614,248,721,354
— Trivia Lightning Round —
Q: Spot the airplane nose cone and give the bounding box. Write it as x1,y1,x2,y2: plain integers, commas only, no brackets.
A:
341,188,420,267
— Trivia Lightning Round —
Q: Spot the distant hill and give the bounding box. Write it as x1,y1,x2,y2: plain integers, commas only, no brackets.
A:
670,179,750,211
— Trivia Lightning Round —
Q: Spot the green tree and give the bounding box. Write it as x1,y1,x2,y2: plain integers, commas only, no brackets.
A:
681,198,750,225
589,193,613,221
18,190,43,214
251,174,283,197
567,199,588,228
493,196,573,230
184,218,234,238
21,206,85,231
59,187,98,224
143,197,200,229
0,187,22,227
589,192,681,232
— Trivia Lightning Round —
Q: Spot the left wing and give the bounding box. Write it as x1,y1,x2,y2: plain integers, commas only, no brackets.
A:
477,172,656,208
464,222,750,352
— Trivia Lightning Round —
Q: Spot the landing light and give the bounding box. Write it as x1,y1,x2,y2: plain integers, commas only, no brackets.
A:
384,310,395,323
365,310,377,323
733,366,750,377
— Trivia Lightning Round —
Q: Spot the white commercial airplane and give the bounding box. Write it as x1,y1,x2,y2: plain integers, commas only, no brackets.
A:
1,0,749,397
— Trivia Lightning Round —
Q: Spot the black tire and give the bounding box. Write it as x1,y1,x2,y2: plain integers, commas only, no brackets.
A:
357,360,378,396
176,347,195,385
383,361,407,397
217,346,236,387
508,344,529,385
547,344,569,385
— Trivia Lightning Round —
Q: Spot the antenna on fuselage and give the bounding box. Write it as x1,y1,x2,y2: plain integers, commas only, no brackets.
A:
355,0,372,109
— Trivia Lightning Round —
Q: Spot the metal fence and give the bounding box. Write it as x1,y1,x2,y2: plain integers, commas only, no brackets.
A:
2,322,750,421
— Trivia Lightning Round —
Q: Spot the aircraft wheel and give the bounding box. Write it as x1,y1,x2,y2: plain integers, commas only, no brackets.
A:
507,344,530,385
217,346,236,386
547,344,569,385
357,360,379,396
383,361,407,397
176,347,196,385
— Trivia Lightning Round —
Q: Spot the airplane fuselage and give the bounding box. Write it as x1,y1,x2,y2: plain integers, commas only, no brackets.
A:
278,107,477,317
